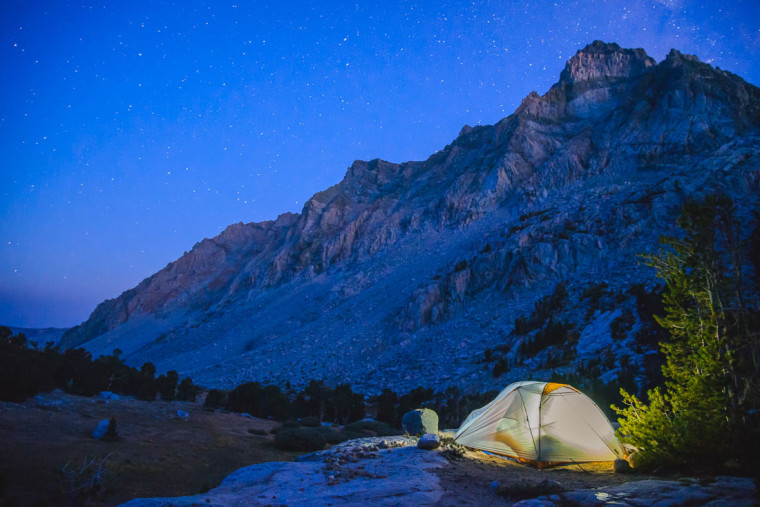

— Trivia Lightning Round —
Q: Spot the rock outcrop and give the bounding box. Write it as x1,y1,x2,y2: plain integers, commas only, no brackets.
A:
121,437,446,506
60,41,760,394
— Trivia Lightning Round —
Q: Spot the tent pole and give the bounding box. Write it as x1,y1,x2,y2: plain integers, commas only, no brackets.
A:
538,392,542,469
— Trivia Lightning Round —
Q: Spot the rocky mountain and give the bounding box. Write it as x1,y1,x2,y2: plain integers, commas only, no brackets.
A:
60,41,760,394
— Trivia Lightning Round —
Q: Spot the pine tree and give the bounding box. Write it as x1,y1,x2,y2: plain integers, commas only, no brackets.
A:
614,195,760,470
176,377,200,402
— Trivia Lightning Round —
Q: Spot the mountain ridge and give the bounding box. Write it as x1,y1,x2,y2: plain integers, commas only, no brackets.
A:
60,41,760,394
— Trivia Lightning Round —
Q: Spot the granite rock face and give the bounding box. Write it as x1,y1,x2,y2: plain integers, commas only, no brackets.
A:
60,41,760,394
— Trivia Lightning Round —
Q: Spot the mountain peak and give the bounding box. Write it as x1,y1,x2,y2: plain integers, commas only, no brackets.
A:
560,40,655,84
579,40,624,54
59,42,760,394
664,47,702,64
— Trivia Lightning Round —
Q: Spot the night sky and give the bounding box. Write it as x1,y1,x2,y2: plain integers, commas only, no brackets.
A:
2,1,759,328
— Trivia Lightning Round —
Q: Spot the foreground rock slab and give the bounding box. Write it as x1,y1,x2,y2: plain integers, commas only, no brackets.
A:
121,437,446,506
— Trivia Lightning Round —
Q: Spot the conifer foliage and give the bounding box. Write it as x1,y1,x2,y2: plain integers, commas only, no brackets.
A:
0,331,201,404
614,195,760,470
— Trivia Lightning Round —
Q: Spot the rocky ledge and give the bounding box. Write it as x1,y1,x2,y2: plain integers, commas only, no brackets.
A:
120,437,756,506
512,476,755,506
121,437,445,506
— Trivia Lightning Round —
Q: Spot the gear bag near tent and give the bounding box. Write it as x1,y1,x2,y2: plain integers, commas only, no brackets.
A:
454,381,625,468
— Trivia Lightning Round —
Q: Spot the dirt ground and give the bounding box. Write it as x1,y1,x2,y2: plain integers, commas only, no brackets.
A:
434,449,652,505
1,391,658,506
0,390,301,506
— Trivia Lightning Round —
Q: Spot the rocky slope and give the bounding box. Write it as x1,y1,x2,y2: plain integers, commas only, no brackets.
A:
61,41,760,394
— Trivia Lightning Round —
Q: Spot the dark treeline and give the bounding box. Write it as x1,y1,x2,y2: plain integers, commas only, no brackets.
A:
206,380,498,430
0,326,201,403
1,325,495,431
205,380,365,425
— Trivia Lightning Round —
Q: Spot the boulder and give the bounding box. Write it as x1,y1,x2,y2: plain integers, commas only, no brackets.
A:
417,433,441,450
177,410,190,419
537,479,564,493
92,419,110,440
99,391,120,401
614,458,633,474
402,409,438,436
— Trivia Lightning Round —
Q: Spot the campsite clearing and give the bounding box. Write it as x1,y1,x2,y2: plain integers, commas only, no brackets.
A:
0,390,301,506
2,391,752,505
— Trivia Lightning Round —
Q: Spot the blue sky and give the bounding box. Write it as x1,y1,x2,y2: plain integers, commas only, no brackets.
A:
1,0,759,327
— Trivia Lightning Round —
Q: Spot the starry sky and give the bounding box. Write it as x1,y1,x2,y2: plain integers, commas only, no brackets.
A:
1,1,759,328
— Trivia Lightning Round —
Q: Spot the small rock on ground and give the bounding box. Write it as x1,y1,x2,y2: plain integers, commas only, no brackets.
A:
418,434,441,450
92,419,110,440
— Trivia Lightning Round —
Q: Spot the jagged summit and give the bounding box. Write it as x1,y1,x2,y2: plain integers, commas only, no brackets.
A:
665,47,701,63
61,42,760,394
560,40,655,84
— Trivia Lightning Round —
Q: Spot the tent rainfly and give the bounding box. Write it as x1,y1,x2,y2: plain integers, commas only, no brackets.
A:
454,381,625,468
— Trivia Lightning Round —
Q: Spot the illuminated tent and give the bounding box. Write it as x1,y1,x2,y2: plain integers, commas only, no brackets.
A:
454,381,625,468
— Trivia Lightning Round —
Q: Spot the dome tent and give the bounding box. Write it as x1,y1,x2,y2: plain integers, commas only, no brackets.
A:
454,381,624,468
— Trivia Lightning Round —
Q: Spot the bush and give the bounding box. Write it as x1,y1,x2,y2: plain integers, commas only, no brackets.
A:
512,282,568,335
610,310,635,340
225,381,263,414
203,389,227,409
177,377,201,402
270,420,300,434
299,416,321,427
156,371,178,401
521,318,573,358
326,430,361,444
374,389,398,426
331,383,365,424
512,316,533,336
582,282,609,308
398,387,435,423
343,419,398,436
274,428,326,452
492,357,508,378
